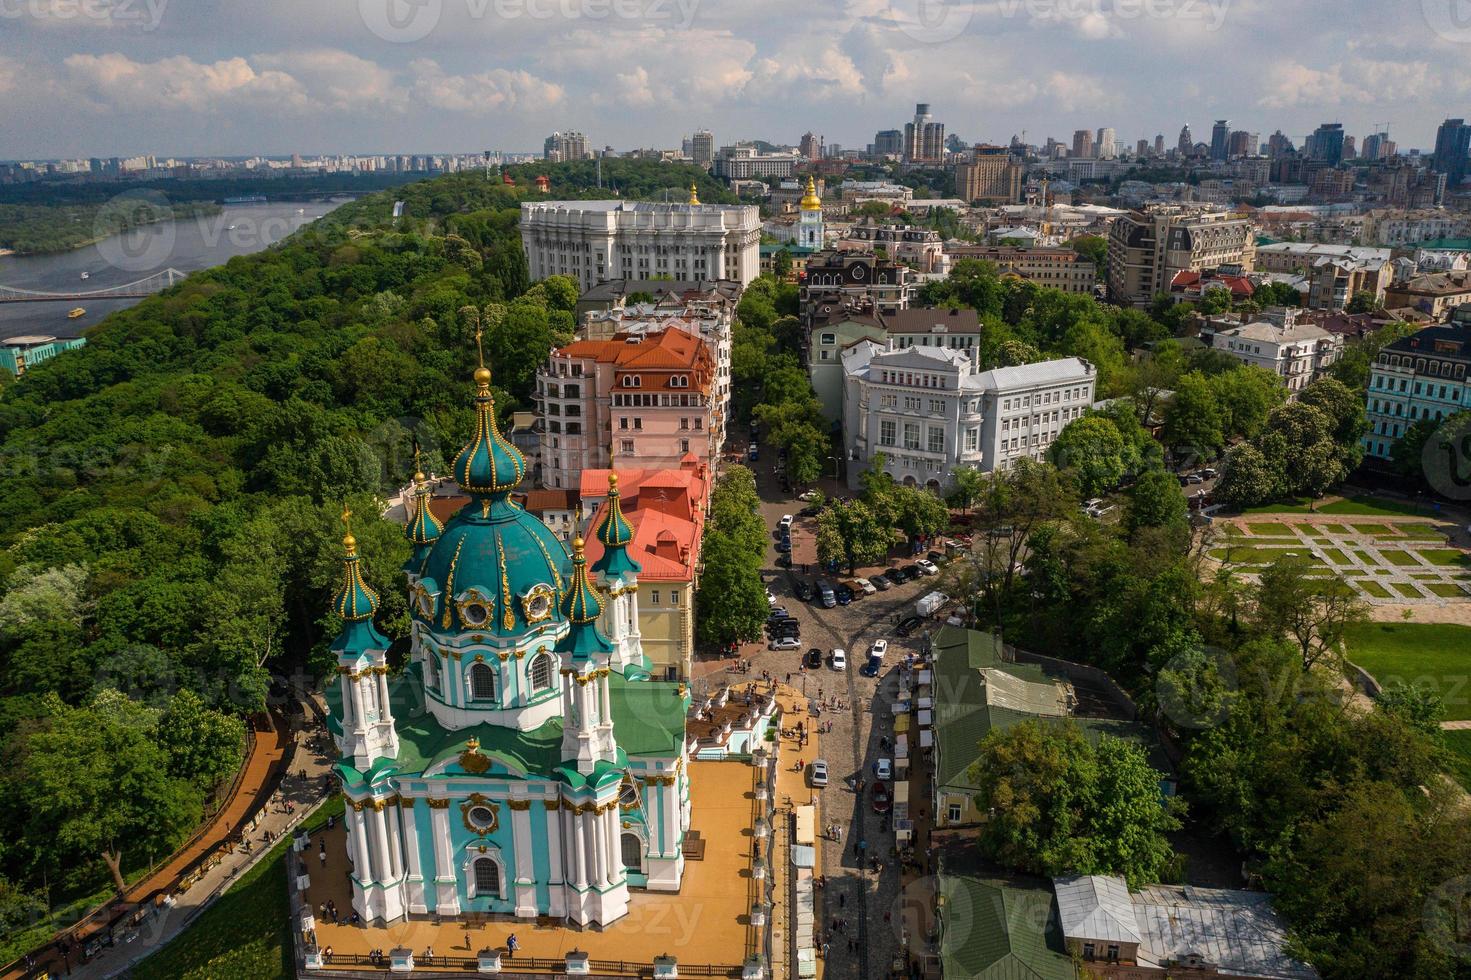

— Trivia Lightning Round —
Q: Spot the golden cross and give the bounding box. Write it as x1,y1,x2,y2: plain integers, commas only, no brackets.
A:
474,321,485,370
341,503,352,533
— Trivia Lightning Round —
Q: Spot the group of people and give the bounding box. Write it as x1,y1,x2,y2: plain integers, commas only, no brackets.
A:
317,899,340,924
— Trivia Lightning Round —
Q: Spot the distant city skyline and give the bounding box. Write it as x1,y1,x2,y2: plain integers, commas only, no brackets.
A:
1,0,1466,158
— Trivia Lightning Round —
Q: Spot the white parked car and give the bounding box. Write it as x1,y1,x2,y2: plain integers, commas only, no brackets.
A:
798,490,820,502
830,648,847,671
779,514,794,529
809,759,829,787
854,577,877,595
870,638,888,660
766,588,777,606
769,637,801,651
873,758,893,781
916,558,940,576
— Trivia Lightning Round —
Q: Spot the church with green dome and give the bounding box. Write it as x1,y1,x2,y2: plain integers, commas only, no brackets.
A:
325,363,692,928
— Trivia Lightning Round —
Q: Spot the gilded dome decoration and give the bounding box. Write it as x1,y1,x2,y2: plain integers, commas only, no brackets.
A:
687,183,701,206
452,366,527,497
556,537,613,663
405,460,443,547
333,505,380,622
799,175,822,211
591,468,642,579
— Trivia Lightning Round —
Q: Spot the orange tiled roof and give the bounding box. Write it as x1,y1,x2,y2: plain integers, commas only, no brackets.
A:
580,465,708,582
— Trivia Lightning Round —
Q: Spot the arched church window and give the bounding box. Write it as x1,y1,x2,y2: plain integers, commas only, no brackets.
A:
620,832,643,871
470,662,496,700
619,779,639,807
473,857,500,895
530,654,555,692
424,651,440,692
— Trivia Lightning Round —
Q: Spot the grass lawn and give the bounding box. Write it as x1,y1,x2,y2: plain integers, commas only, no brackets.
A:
138,797,344,979
1395,524,1450,540
1430,583,1468,598
1318,494,1431,517
1241,497,1315,514
1381,550,1421,567
1245,522,1288,535
1359,580,1393,598
1322,548,1349,564
1392,582,1424,599
1415,549,1471,568
1353,549,1373,564
1348,522,1393,535
1209,546,1322,565
1443,730,1471,793
1344,623,1471,722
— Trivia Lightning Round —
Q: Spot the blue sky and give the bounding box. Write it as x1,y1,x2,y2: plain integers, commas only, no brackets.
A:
1,0,1467,158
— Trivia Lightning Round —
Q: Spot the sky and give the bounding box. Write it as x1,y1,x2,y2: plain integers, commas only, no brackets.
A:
1,0,1469,159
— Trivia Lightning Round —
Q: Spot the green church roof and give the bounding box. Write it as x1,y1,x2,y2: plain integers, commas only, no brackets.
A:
452,367,526,496
938,874,1074,980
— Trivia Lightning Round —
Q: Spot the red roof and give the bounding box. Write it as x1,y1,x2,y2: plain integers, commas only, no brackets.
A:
579,464,709,581
556,329,713,390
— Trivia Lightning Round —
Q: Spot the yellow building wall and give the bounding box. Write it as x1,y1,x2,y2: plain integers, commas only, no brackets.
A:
637,580,694,680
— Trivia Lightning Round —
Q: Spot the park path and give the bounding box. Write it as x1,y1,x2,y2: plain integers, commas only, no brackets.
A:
4,696,336,980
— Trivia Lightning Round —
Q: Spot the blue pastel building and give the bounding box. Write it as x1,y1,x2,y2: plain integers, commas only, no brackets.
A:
326,363,691,927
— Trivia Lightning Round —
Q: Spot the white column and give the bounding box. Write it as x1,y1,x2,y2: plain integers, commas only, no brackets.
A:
386,804,404,880
371,805,393,881
571,808,589,888
340,675,355,728
604,807,621,881
511,804,534,882
589,813,608,887
431,804,456,879
665,778,681,853
350,807,374,880
401,802,424,878
600,674,612,725
545,803,564,885
376,670,392,721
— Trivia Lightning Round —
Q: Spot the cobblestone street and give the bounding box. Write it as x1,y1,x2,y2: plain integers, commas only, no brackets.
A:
692,455,941,979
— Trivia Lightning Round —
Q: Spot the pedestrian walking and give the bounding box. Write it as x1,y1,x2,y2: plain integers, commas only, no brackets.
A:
318,847,327,867
508,934,519,958
839,892,846,908
465,933,471,951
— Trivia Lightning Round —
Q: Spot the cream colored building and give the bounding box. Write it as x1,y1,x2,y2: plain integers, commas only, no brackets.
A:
1106,206,1256,307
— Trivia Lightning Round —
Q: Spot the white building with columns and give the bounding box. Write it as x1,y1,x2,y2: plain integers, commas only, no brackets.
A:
326,365,691,929
520,193,762,291
841,344,1097,490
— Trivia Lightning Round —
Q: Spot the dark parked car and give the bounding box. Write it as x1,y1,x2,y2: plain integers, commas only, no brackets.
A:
804,648,823,669
895,615,924,637
792,578,813,601
834,584,853,605
869,574,891,591
926,550,946,565
767,607,789,621
900,564,922,581
776,555,792,568
775,538,792,553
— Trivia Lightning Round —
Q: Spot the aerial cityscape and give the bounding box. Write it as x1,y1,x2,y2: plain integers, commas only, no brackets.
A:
4,3,1471,980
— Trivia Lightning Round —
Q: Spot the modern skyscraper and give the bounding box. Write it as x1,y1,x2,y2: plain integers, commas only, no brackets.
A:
1267,130,1295,158
799,131,822,160
1073,129,1094,159
872,129,904,157
1434,118,1471,186
690,129,714,169
1096,127,1117,160
1177,125,1194,156
1309,123,1345,166
1154,134,1165,156
1361,132,1390,161
1342,135,1358,160
1210,120,1231,161
903,103,945,162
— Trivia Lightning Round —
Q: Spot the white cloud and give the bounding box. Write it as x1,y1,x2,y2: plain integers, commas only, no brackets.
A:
252,49,399,110
406,59,564,113
61,53,305,113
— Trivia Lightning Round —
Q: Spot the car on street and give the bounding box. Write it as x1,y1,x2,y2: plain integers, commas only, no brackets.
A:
873,758,892,781
870,639,888,660
804,648,823,669
766,587,777,606
869,574,891,591
792,578,813,602
926,550,947,565
854,577,877,595
895,615,924,637
1202,467,1219,479
769,637,801,651
1185,473,1204,484
779,514,794,530
871,781,891,813
834,583,853,605
830,648,847,671
860,657,881,677
887,566,911,583
775,537,792,553
769,625,800,640
916,559,939,576
799,505,821,518
747,446,759,462
808,759,828,787
900,563,923,581
798,490,820,502
815,579,837,608
767,607,789,620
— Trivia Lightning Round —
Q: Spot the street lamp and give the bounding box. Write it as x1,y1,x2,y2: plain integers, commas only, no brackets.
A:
827,455,840,481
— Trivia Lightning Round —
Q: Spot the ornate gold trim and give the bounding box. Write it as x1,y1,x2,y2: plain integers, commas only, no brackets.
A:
442,537,465,628
507,799,532,812
459,737,492,775
461,793,501,836
520,582,557,624
495,533,515,632
543,799,561,811
426,798,451,810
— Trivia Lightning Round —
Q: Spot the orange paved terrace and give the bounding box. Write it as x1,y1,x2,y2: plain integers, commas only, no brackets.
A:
302,760,759,967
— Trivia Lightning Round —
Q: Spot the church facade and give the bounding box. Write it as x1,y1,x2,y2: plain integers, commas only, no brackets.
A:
326,363,692,928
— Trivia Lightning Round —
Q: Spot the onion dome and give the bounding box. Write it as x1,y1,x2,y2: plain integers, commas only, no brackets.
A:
404,469,443,548
687,183,701,206
451,366,526,497
333,507,380,622
800,175,822,211
555,537,613,663
591,469,642,579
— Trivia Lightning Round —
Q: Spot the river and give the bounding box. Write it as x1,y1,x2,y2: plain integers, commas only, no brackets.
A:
0,200,344,341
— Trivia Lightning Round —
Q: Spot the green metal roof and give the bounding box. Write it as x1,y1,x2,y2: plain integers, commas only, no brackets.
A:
608,672,688,757
938,874,1074,980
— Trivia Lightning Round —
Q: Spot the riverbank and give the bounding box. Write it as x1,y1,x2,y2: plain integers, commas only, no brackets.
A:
0,201,222,256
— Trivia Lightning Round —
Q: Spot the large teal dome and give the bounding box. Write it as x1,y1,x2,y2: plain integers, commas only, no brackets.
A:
414,366,571,637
